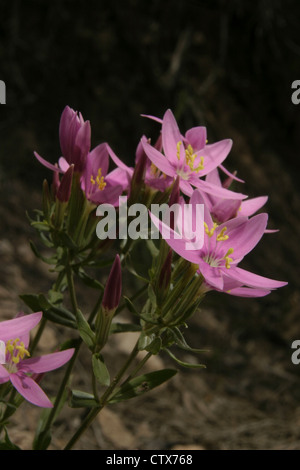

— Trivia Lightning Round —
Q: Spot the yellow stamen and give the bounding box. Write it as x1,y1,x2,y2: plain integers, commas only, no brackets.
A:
217,226,229,241
223,248,234,269
176,141,182,160
6,339,30,364
91,168,106,191
204,221,218,237
184,144,204,173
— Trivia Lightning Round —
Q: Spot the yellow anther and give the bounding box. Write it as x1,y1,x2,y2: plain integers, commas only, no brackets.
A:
204,221,218,237
91,168,106,191
150,162,158,176
223,248,234,269
217,227,229,241
184,144,204,173
176,141,182,160
5,339,30,364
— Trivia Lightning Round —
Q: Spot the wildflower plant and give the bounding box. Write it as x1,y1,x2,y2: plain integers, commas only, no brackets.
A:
0,106,287,450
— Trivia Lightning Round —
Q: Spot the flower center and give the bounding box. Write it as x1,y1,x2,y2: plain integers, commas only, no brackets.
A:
90,168,106,191
3,338,30,372
176,141,204,174
203,222,234,269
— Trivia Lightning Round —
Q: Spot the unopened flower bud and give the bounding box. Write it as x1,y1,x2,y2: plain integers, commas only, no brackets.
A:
56,165,74,203
95,255,122,351
102,254,122,312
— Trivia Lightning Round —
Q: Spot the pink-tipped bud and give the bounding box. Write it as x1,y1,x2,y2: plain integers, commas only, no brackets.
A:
56,165,74,203
102,254,122,312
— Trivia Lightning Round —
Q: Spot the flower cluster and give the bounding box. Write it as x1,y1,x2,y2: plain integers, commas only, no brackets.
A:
34,106,286,300
0,105,286,450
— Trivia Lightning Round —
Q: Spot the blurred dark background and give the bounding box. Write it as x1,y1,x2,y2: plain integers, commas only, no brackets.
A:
0,0,300,449
0,0,299,183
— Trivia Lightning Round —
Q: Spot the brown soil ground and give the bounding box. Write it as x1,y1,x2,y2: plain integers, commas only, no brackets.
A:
0,96,299,450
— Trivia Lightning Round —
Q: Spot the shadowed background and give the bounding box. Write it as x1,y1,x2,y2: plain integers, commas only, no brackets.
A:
0,0,300,450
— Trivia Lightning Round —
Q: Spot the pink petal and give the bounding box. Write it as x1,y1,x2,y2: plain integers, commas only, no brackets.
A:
10,373,53,408
142,140,175,177
141,114,163,125
0,364,10,380
239,196,268,217
162,109,185,164
198,259,224,290
195,139,233,176
222,213,268,259
58,157,70,172
20,348,75,374
191,177,246,200
88,143,109,176
0,312,42,343
185,126,207,150
219,164,245,183
34,152,63,173
179,179,193,196
225,287,271,297
105,167,133,191
226,266,288,290
106,143,133,174
149,211,201,264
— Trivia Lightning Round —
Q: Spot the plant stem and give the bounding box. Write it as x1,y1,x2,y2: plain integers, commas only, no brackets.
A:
64,340,140,450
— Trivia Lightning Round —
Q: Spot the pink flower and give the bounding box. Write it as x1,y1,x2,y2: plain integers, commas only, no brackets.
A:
136,136,173,192
149,190,287,297
141,109,247,200
0,312,74,407
204,168,269,224
34,106,91,174
81,143,127,206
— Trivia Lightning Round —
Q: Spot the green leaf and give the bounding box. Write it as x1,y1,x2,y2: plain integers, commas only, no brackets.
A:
31,221,51,232
76,309,95,349
168,327,208,353
92,353,110,386
146,239,159,258
29,240,57,265
0,429,21,450
138,331,156,351
19,294,42,312
109,322,141,334
19,293,77,328
108,369,177,404
165,349,206,369
76,268,104,290
145,336,162,354
69,390,99,408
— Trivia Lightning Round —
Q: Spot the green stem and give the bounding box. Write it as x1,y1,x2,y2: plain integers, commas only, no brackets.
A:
40,251,80,444
42,341,81,436
64,340,140,450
